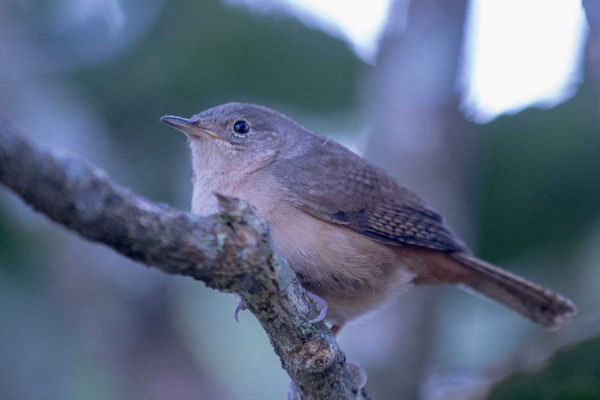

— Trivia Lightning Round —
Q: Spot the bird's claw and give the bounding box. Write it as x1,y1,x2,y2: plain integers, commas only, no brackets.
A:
307,292,328,323
234,298,247,322
347,362,367,390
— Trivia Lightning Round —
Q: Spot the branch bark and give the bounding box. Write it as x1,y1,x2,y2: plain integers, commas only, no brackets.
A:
0,117,368,400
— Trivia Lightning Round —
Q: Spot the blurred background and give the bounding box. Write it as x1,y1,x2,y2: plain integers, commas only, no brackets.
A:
1,0,599,399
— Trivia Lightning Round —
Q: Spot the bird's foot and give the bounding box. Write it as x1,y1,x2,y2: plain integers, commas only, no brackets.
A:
306,291,328,323
234,297,247,322
347,362,368,390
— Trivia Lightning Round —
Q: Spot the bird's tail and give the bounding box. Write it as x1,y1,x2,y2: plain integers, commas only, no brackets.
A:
452,254,576,328
413,251,576,328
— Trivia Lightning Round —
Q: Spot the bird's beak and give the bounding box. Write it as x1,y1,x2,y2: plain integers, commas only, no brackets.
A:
160,115,228,142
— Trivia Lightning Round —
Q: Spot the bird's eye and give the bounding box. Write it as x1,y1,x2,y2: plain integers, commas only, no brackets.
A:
233,120,250,135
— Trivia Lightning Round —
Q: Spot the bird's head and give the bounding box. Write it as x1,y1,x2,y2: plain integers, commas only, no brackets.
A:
161,103,301,174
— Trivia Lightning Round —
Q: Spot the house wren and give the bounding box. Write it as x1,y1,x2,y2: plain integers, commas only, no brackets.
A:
160,103,575,333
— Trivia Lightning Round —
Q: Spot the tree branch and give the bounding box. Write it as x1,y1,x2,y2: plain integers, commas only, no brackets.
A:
0,117,368,400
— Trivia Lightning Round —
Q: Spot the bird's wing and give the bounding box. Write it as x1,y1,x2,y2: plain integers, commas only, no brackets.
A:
272,139,467,253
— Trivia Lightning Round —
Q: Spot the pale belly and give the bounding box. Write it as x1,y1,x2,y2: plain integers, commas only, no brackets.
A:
190,176,415,325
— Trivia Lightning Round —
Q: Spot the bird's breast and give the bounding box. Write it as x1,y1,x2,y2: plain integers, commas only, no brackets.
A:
191,172,233,215
190,172,415,325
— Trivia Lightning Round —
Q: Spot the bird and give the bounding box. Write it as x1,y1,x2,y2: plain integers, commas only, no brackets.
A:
160,102,576,336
